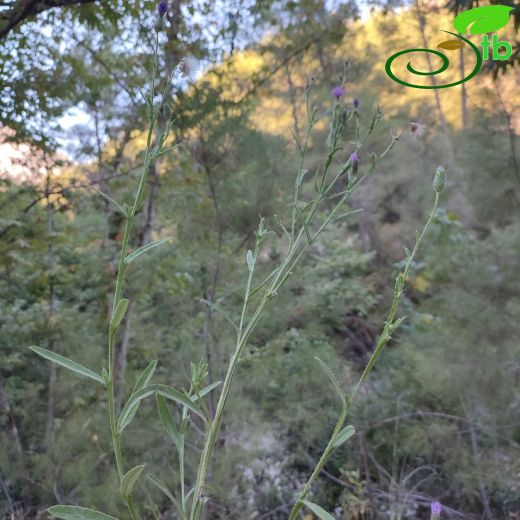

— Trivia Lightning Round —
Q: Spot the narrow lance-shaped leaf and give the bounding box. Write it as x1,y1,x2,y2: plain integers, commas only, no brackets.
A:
146,474,183,516
314,356,347,404
199,299,238,333
192,381,221,401
118,384,206,433
48,505,118,520
124,237,171,265
333,424,356,448
118,360,158,430
29,346,104,385
156,394,182,453
118,385,157,433
155,384,206,420
87,186,127,217
301,501,336,520
110,298,129,334
121,464,145,501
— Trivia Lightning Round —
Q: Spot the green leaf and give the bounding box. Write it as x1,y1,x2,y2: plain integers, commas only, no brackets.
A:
110,299,129,333
302,501,335,520
146,474,183,516
48,505,118,520
87,186,127,217
156,394,182,453
199,299,238,333
118,386,157,433
333,425,356,448
120,465,145,501
453,5,513,34
193,381,221,401
118,384,206,433
118,360,158,430
155,384,206,420
29,347,104,385
314,356,347,403
132,360,157,393
124,238,171,265
246,249,254,271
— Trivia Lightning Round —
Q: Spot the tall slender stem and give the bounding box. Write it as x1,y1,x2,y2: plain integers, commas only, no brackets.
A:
288,192,440,520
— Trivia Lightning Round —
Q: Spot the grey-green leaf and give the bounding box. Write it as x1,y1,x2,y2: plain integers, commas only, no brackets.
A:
87,186,127,217
132,360,157,393
146,474,183,516
29,346,104,385
246,249,254,271
199,299,238,333
155,384,206,420
124,238,171,265
193,381,221,401
333,425,356,448
302,501,336,520
118,360,158,430
156,394,182,453
118,386,157,433
110,299,129,333
314,356,347,403
118,384,206,433
121,464,145,501
48,505,118,520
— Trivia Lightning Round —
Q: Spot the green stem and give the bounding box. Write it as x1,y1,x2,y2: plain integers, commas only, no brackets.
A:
287,191,440,520
104,31,163,520
189,104,394,520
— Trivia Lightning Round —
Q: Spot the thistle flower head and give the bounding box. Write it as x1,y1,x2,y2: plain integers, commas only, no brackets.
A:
157,0,168,18
430,501,442,518
331,85,345,99
353,97,360,109
433,166,445,193
350,151,359,164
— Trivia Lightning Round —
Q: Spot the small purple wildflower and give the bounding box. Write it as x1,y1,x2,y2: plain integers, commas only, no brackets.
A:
331,85,344,100
353,97,360,109
430,501,442,519
158,0,168,18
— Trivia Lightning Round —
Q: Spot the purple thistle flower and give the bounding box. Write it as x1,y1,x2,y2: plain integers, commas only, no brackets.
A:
350,151,359,164
331,85,344,100
430,501,442,519
158,0,168,18
353,97,360,109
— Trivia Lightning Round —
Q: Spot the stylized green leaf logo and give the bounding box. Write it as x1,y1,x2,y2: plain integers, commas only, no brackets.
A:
453,5,513,35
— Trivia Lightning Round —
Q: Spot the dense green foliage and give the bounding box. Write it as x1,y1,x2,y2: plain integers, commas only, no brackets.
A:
1,1,519,519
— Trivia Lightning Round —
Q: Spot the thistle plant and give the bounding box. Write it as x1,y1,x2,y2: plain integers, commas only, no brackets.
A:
29,6,444,520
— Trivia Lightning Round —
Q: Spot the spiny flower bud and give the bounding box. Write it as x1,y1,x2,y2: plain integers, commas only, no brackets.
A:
433,166,445,193
430,501,442,519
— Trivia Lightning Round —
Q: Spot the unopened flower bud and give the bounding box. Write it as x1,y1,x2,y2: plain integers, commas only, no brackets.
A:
158,0,168,18
433,166,445,193
350,151,359,176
